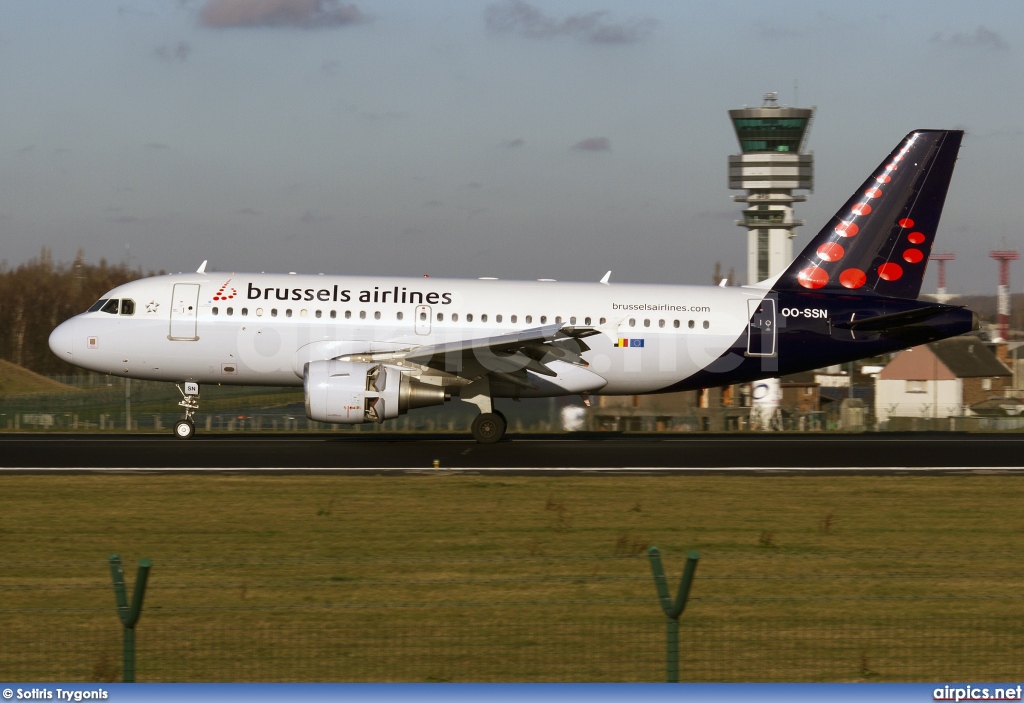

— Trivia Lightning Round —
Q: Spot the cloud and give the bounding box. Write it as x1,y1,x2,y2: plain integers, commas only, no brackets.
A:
299,210,334,224
931,26,1007,51
237,208,260,216
154,41,191,62
109,215,141,224
16,145,36,154
199,0,368,29
485,1,655,44
571,137,610,152
144,143,171,150
500,138,524,149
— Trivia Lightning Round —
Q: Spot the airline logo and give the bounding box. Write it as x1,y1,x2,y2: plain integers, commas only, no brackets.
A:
616,338,644,348
213,280,238,301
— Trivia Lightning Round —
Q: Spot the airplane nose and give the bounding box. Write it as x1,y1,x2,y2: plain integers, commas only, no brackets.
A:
49,320,75,362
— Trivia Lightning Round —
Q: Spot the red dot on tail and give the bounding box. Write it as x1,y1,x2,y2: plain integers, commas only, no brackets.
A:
852,203,872,216
817,242,845,262
908,232,925,244
898,218,914,228
798,267,829,289
839,269,867,289
878,263,903,281
835,222,859,237
903,249,924,264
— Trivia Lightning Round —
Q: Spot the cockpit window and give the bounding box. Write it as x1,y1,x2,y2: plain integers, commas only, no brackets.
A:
87,299,108,313
120,299,135,316
100,299,120,315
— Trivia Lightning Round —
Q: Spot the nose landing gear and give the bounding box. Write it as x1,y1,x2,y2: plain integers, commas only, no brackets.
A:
174,382,200,440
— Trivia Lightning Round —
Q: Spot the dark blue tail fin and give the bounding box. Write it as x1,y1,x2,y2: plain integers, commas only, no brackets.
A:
772,129,963,299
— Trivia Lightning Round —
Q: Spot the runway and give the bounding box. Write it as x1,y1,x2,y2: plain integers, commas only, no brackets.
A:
2,432,1024,472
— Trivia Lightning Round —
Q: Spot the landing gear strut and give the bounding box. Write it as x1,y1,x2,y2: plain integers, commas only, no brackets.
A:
174,382,200,440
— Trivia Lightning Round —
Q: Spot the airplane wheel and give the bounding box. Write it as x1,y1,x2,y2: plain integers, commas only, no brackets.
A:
174,419,195,440
471,413,506,444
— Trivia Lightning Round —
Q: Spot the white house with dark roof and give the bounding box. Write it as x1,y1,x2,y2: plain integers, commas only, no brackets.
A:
875,337,1011,425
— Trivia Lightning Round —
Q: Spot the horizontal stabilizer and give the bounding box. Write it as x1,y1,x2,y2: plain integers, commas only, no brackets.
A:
832,306,960,332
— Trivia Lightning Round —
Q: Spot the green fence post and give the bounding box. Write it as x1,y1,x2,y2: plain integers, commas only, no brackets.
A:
109,554,152,683
647,547,699,683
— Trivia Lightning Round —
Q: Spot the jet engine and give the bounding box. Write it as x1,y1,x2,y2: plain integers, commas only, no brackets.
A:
304,360,447,424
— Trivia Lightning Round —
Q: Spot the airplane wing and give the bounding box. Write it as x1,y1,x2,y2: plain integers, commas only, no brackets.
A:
340,324,602,389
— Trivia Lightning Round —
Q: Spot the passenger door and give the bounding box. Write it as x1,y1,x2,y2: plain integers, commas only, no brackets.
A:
169,283,200,340
746,298,776,357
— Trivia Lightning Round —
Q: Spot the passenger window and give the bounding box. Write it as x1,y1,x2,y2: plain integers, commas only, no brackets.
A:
540,316,547,324
315,310,322,318
584,317,591,325
87,299,107,313
227,307,233,316
241,308,248,316
285,309,292,318
600,317,606,324
673,320,680,328
374,311,381,320
397,312,404,321
629,318,635,327
120,299,135,315
643,319,650,328
300,309,308,318
703,320,710,329
419,312,427,321
481,314,488,323
570,316,576,325
659,319,665,328
452,313,459,322
212,307,219,316
496,314,502,323
256,308,264,317
359,311,366,320
555,316,562,323
271,309,278,317
511,315,517,323
467,314,474,322
688,320,694,329
525,315,532,323
330,310,337,319
437,313,444,321
345,311,351,319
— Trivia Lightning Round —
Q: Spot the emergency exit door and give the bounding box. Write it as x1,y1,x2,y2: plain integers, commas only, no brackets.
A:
169,283,200,340
415,305,431,335
746,298,776,357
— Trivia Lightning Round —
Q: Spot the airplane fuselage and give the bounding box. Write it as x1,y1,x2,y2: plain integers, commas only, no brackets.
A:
50,271,973,397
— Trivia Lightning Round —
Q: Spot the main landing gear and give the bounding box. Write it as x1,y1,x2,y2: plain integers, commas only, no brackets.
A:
463,377,506,444
174,382,200,440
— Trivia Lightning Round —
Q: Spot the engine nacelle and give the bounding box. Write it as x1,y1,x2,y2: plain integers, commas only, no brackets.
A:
304,360,447,424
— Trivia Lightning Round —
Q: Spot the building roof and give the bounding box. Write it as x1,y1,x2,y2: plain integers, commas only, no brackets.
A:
879,337,1010,380
932,337,1010,378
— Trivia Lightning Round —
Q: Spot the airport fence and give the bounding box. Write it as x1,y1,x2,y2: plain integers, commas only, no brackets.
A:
2,553,1024,683
3,611,1023,683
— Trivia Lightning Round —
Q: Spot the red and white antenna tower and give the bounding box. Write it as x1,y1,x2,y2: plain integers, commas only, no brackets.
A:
989,250,1019,342
930,252,955,303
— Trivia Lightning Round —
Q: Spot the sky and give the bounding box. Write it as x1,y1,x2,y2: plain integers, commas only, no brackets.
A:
2,0,1023,296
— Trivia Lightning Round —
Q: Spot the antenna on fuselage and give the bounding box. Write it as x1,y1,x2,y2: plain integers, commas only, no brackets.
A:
196,260,208,274
600,271,611,285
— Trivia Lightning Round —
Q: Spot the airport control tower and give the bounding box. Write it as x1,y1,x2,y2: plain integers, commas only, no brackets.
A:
729,93,815,284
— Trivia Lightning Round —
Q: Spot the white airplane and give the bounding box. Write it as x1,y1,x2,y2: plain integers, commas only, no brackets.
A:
50,130,975,442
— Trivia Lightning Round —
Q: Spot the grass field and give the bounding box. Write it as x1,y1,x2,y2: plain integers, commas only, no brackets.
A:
1,473,1023,682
